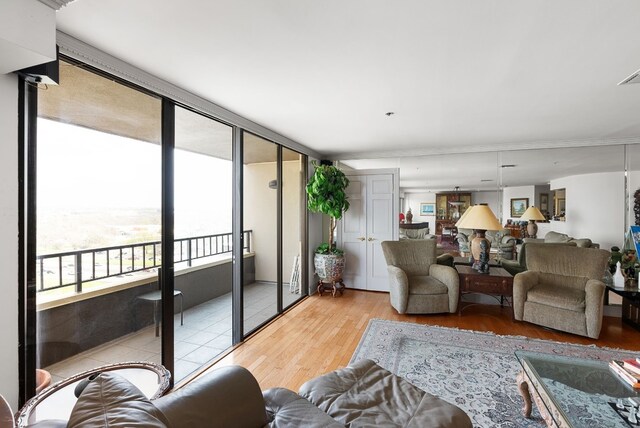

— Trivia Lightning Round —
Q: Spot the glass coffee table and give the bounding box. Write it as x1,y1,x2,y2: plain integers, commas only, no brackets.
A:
16,361,170,427
516,351,640,427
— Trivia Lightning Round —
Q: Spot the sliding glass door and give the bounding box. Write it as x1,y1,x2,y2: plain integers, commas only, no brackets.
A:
172,106,233,381
35,60,162,386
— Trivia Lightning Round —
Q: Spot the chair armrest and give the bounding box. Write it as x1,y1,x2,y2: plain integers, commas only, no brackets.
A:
501,259,526,276
455,233,469,243
501,235,516,245
436,253,454,267
387,265,410,313
429,264,460,313
584,279,606,339
154,366,267,428
513,271,539,321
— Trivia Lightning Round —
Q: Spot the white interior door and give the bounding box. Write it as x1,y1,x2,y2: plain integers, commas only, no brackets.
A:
366,175,394,291
340,174,395,292
341,176,367,290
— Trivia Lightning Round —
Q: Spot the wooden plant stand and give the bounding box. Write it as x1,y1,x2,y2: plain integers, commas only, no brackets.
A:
317,279,345,297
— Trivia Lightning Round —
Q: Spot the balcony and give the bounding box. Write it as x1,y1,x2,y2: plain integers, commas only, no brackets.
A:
36,230,304,383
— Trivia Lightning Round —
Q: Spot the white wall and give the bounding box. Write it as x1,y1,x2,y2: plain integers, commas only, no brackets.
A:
404,191,436,232
502,185,535,223
471,190,500,219
0,73,19,409
244,160,302,282
548,171,624,250
0,0,56,73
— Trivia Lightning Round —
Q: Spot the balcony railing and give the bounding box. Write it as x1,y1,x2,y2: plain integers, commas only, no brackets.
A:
36,230,252,293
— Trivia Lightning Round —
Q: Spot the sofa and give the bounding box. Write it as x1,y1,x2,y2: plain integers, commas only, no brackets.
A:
522,230,600,249
456,228,517,260
28,359,471,428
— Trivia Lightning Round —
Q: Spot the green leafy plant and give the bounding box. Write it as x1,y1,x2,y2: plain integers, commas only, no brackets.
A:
307,161,350,254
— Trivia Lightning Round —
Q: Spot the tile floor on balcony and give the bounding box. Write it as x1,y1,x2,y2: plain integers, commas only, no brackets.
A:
44,282,304,384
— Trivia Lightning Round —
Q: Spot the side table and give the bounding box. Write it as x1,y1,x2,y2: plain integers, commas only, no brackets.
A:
455,265,514,317
16,361,170,427
607,282,640,330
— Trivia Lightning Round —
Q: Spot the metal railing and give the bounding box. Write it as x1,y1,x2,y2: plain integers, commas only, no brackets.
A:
36,230,252,293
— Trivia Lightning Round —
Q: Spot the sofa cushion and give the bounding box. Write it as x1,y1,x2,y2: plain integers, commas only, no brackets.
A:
527,283,586,312
67,372,170,428
299,359,472,428
263,387,344,427
408,276,448,295
544,231,572,243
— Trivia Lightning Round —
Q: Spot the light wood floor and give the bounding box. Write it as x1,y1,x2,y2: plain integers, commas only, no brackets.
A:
207,290,640,392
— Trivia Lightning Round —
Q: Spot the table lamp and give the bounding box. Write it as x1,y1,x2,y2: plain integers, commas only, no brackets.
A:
520,206,546,238
456,204,502,273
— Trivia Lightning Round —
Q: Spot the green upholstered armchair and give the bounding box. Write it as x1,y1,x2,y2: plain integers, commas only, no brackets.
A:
513,243,610,339
456,228,516,259
381,240,459,314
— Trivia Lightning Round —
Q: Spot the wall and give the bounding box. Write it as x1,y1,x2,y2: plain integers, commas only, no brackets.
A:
471,190,500,218
548,171,624,250
404,191,436,231
0,73,19,408
244,160,302,282
502,185,535,223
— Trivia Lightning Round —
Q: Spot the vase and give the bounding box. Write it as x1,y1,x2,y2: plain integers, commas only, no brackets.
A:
406,209,413,224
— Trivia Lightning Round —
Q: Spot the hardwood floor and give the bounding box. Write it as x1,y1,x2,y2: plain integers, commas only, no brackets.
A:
205,290,640,392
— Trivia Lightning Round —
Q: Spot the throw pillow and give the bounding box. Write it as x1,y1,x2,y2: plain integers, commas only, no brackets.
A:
67,372,170,428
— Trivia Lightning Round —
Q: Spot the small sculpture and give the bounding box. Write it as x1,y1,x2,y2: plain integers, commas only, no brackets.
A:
621,249,637,280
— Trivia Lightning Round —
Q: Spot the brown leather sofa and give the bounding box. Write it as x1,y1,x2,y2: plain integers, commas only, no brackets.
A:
30,359,471,428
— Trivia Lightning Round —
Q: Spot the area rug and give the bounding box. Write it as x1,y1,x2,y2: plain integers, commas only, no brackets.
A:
351,319,638,428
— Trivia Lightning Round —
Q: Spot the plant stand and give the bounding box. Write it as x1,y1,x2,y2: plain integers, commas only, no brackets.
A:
317,279,345,297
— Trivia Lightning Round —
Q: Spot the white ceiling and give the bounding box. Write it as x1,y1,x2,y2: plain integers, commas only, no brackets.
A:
55,0,640,189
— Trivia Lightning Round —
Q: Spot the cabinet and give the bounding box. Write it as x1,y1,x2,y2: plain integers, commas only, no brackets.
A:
339,174,395,292
435,192,472,235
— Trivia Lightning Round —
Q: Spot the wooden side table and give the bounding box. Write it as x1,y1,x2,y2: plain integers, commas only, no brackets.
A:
455,265,514,317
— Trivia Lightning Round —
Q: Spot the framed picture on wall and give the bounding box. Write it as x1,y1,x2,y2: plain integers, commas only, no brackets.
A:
420,203,435,216
510,198,529,217
540,194,548,211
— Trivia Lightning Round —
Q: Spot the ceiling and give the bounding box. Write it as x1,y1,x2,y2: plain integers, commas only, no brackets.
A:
54,1,640,188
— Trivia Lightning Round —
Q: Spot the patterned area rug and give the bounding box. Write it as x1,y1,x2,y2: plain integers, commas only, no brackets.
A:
351,319,638,428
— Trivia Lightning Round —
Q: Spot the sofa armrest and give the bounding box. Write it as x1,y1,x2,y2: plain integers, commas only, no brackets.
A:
455,233,469,244
501,259,526,276
387,265,409,313
263,388,344,428
523,238,544,244
584,279,606,339
429,264,460,312
153,366,268,428
513,271,539,321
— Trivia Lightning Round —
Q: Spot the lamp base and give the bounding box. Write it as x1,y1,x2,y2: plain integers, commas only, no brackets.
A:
470,230,491,274
526,220,538,239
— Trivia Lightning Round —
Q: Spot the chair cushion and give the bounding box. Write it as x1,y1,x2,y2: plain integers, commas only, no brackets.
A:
527,283,586,312
299,359,472,428
409,276,448,295
67,372,169,428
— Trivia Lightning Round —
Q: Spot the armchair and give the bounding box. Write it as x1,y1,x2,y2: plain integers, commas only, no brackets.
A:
513,243,610,339
456,228,516,260
502,241,577,276
381,240,459,314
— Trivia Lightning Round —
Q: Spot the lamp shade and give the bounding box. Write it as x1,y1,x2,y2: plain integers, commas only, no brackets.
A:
455,206,471,227
456,205,502,231
520,206,546,221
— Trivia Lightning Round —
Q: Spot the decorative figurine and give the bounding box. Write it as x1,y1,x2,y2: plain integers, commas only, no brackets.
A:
406,208,413,224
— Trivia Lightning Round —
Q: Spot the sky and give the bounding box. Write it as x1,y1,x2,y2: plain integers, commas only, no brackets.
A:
37,118,233,236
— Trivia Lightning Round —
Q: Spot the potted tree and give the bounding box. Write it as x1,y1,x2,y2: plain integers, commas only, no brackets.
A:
306,161,350,295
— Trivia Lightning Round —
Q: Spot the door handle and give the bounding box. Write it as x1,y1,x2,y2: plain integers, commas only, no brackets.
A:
357,237,366,241
368,237,376,241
